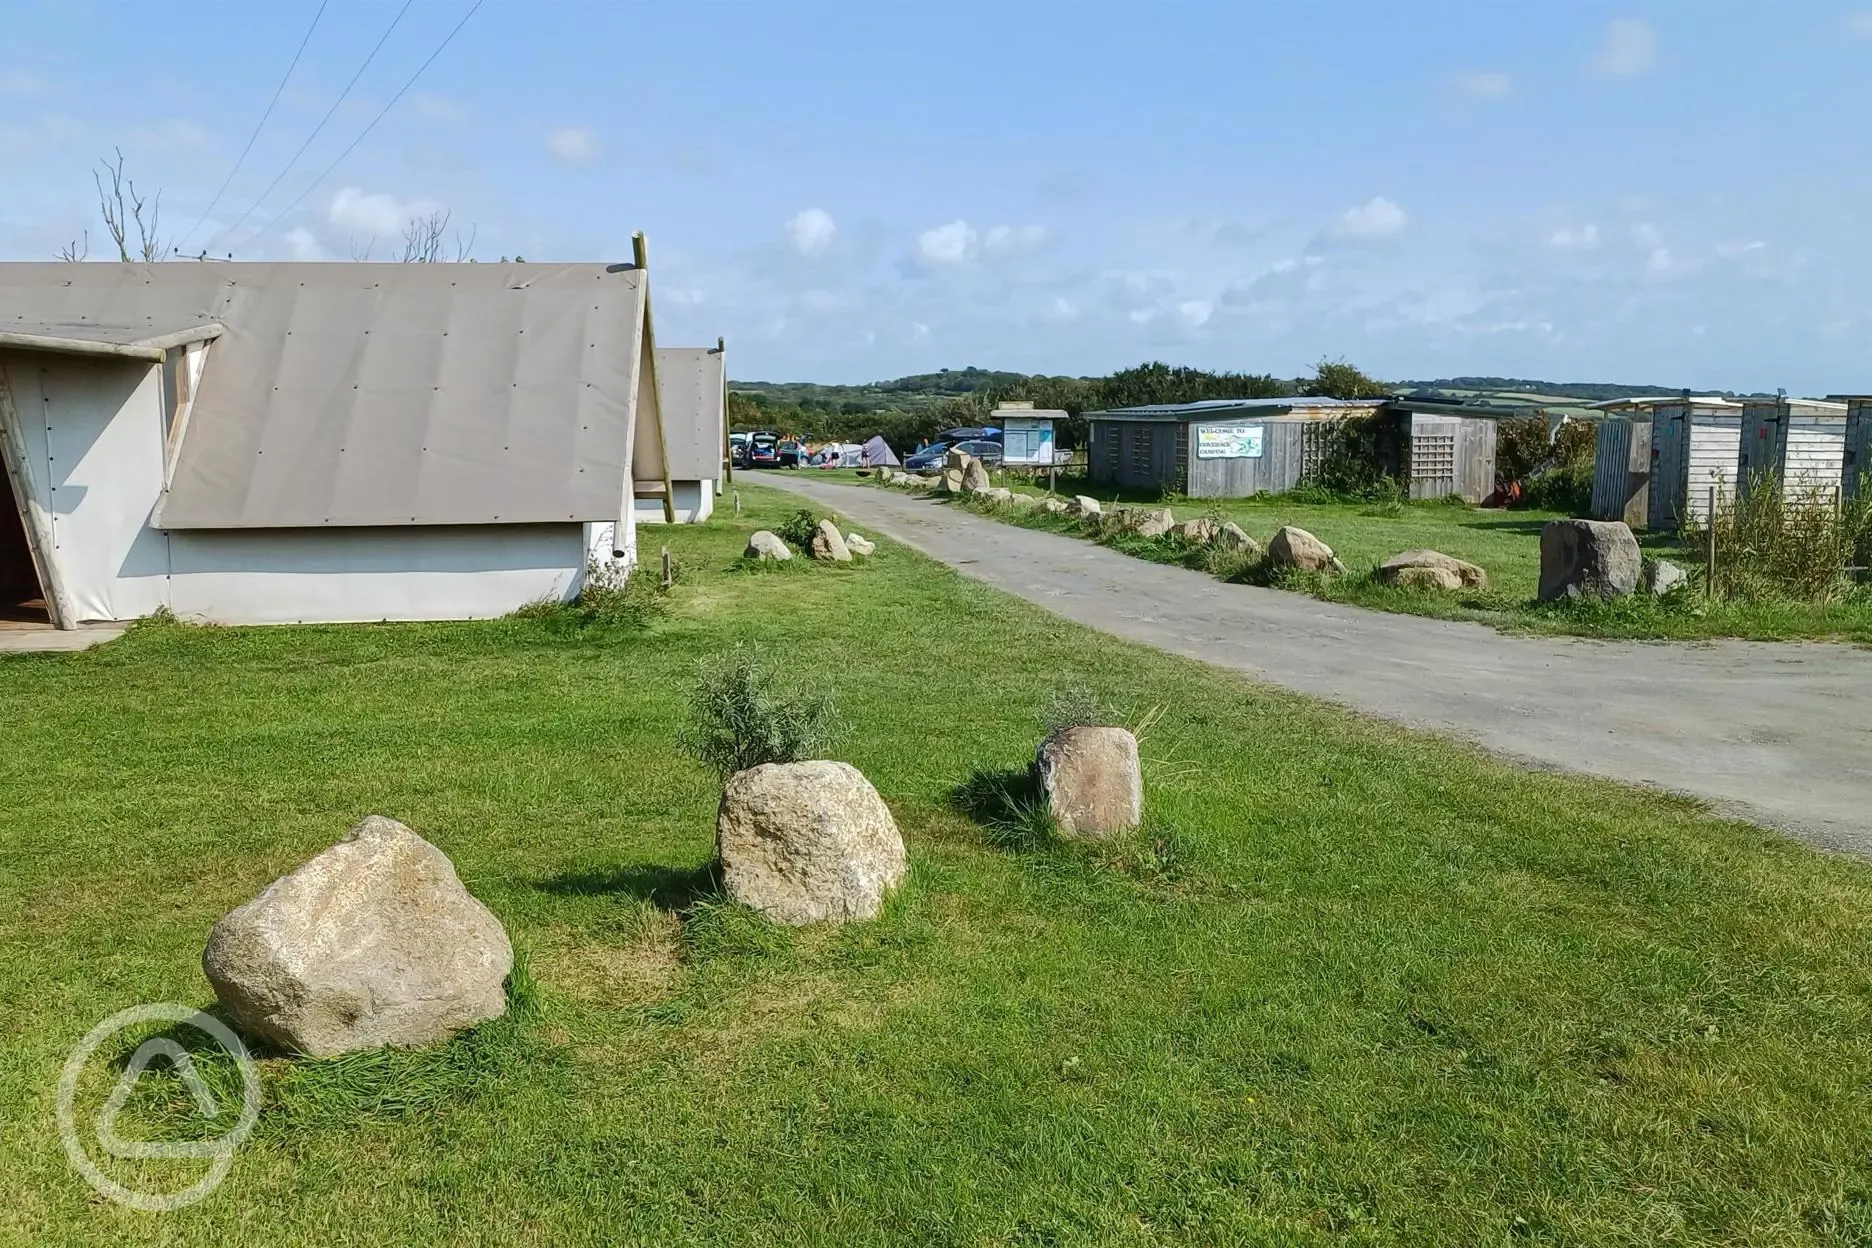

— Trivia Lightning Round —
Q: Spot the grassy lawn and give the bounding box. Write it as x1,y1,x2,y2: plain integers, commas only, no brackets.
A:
5,485,1872,1245
876,470,1872,645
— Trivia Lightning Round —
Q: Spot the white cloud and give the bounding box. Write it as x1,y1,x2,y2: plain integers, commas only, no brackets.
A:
546,127,599,166
983,224,1050,255
1716,240,1766,258
1848,12,1872,36
328,187,433,239
1646,246,1673,273
1593,19,1658,77
1548,224,1600,249
1177,300,1214,328
785,207,836,256
918,219,978,265
1047,297,1079,321
1453,70,1512,99
1330,196,1409,241
284,227,328,261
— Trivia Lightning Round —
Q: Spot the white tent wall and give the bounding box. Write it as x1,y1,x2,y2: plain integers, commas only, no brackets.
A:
1,350,586,626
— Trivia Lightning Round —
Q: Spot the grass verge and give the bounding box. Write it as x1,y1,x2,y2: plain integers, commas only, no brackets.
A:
878,472,1872,644
3,485,1871,1244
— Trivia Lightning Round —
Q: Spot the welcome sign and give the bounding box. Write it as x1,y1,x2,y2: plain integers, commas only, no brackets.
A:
1195,423,1265,459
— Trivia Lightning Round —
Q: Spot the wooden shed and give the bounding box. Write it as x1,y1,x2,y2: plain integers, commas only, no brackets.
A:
1594,396,1743,529
1083,398,1381,497
1737,397,1849,500
1834,397,1872,501
1374,400,1504,502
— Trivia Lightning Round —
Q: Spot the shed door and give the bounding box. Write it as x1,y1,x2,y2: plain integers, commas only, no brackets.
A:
1784,418,1845,497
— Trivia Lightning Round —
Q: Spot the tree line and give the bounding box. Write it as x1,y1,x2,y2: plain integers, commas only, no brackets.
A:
729,359,1391,449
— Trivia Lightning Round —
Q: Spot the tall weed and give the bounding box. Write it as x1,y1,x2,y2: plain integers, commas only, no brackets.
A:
1686,477,1872,602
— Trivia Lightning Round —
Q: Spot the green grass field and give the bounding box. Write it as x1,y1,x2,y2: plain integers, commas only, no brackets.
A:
5,487,1872,1245
868,470,1872,644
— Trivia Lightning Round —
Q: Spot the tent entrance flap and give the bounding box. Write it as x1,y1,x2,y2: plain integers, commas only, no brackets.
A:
0,471,49,624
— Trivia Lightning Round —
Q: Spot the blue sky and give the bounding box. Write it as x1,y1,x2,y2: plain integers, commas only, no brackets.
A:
2,2,1869,391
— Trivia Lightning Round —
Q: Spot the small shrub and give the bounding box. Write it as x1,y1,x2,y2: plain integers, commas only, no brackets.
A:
512,560,668,630
679,644,841,778
1204,545,1265,583
775,508,821,550
1519,463,1593,515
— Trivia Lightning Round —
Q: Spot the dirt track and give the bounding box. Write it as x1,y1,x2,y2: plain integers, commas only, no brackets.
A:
757,475,1872,853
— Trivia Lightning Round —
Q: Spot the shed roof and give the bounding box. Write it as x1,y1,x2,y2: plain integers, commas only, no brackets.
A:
654,345,724,480
0,262,650,529
1084,397,1381,421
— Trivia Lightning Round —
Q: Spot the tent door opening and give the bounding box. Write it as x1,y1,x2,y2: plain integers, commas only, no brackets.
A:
0,470,49,625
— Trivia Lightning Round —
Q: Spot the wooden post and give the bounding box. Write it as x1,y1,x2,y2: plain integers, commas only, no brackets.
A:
733,490,741,518
633,232,678,525
661,545,672,590
717,335,732,487
1705,485,1717,598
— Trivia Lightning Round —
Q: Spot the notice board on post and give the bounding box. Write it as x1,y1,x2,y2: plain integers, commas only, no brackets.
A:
1001,417,1057,466
1195,422,1265,459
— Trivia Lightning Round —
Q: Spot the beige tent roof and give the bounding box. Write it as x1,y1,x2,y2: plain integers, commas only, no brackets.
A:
0,261,658,528
654,345,724,480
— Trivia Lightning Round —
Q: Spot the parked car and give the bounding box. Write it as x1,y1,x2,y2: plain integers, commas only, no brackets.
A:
951,439,1004,467
904,442,951,473
748,434,780,468
729,432,751,469
777,439,803,468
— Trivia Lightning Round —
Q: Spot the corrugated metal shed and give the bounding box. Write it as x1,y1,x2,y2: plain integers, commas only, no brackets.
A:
0,262,651,529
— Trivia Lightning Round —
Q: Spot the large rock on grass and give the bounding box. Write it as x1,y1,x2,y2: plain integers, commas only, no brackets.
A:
1376,549,1487,590
1126,508,1175,538
1644,558,1689,596
962,458,993,494
1217,522,1261,555
1037,727,1142,840
939,468,965,495
809,519,852,562
1268,526,1346,575
1072,495,1102,517
845,532,876,557
1539,519,1641,601
1174,517,1221,544
1039,498,1070,516
717,761,908,925
202,816,513,1057
746,531,791,561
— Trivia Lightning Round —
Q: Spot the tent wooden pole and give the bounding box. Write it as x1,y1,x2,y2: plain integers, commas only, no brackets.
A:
718,335,732,486
633,232,678,525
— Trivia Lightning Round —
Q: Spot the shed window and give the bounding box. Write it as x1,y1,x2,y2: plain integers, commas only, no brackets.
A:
1412,432,1456,481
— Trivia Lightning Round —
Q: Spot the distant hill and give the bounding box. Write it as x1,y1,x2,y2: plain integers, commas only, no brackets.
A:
1399,377,1767,403
731,367,1087,417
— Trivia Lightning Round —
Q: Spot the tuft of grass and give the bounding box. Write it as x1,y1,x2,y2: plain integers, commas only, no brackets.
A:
678,643,841,778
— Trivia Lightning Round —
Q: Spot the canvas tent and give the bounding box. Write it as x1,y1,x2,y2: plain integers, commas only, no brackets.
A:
861,435,900,468
643,342,726,523
0,258,677,628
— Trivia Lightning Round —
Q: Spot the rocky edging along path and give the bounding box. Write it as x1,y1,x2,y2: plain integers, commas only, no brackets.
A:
754,473,1872,855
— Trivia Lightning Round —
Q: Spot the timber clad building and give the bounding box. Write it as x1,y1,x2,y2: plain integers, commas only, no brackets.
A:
1084,397,1500,503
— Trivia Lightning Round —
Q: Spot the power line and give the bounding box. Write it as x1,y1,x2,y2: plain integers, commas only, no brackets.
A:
238,0,487,253
208,0,417,252
179,0,331,253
